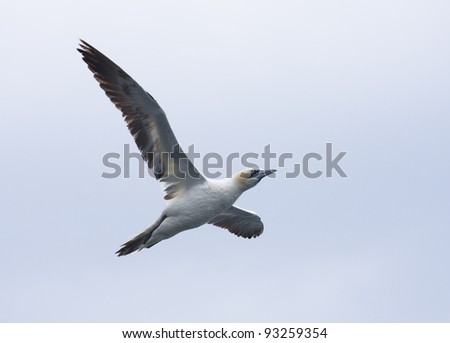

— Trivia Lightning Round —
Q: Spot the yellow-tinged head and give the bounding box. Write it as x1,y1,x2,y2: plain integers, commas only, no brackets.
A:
232,168,277,191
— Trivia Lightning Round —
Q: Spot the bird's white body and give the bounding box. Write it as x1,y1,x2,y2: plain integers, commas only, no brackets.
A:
165,178,242,225
78,40,276,255
148,178,242,246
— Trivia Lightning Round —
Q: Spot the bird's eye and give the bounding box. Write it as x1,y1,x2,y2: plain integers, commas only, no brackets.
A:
249,169,259,178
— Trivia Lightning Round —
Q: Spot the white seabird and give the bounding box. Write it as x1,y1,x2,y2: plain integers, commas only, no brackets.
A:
78,40,276,256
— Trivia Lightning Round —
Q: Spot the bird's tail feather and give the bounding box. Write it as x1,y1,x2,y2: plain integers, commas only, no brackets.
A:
116,215,166,256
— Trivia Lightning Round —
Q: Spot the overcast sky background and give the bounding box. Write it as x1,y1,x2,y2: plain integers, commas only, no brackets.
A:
1,0,449,322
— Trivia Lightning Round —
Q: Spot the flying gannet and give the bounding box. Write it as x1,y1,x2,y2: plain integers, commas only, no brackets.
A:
78,40,276,256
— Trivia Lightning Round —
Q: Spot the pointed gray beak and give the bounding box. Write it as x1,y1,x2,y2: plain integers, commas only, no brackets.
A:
256,169,277,179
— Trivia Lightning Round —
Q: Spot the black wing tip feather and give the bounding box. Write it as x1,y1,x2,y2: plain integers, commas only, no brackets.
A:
77,39,129,80
78,39,99,56
77,39,97,60
212,220,264,239
235,224,264,239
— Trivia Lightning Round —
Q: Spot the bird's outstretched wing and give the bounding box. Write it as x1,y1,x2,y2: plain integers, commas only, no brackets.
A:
78,40,205,199
208,206,264,238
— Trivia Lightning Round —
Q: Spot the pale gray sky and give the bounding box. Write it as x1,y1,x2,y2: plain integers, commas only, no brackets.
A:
1,0,450,322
